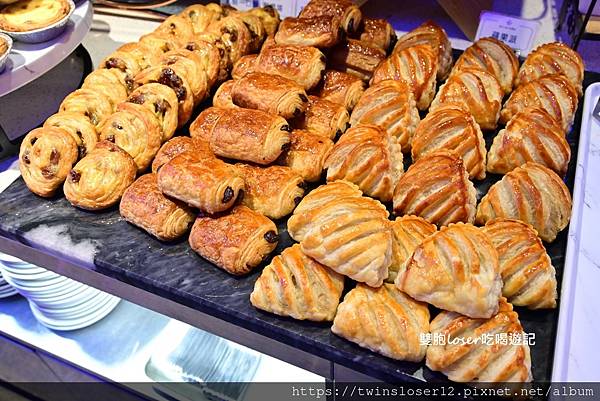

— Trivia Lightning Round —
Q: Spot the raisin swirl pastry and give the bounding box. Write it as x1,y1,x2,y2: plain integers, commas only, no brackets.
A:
475,162,572,243
44,112,98,160
396,223,503,318
208,16,252,64
194,32,232,82
430,68,503,130
227,11,267,53
234,163,305,220
230,72,308,119
483,219,557,309
372,44,438,111
426,298,533,383
157,152,244,214
294,95,349,139
277,129,334,182
329,39,387,81
117,41,162,71
299,0,362,34
355,18,397,53
82,69,129,107
212,80,237,109
275,16,342,48
64,141,137,210
180,4,222,34
231,54,257,80
251,244,344,321
154,14,195,44
487,108,570,177
59,89,113,128
138,32,184,56
19,127,78,198
159,49,209,104
100,51,143,86
393,151,477,226
127,83,179,143
189,205,279,276
183,39,221,88
325,124,403,202
314,70,365,111
411,105,487,180
152,137,212,174
287,180,392,287
247,5,280,36
190,107,291,165
332,283,430,362
120,174,195,242
349,79,420,151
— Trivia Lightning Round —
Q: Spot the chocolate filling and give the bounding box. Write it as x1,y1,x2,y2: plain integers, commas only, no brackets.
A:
22,153,30,164
237,189,245,202
294,196,303,205
293,108,302,117
69,170,81,183
299,93,308,102
222,186,235,203
264,230,279,243
281,142,291,152
280,124,291,132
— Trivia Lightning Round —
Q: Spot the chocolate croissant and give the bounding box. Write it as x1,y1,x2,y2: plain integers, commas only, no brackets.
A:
231,54,257,80
314,70,365,111
44,112,98,160
189,205,279,275
82,69,129,107
277,129,334,182
152,136,213,174
299,0,362,34
332,283,430,362
19,127,78,198
212,80,237,109
411,105,487,180
475,162,572,243
159,49,209,104
59,89,113,127
127,83,179,143
328,39,387,81
275,16,342,48
396,223,503,319
250,244,344,321
349,79,420,151
293,95,349,139
355,18,397,53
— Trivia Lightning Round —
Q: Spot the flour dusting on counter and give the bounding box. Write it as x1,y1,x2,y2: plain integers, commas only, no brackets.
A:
24,224,98,265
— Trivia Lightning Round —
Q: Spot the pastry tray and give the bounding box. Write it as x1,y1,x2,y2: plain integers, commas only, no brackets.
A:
0,67,598,384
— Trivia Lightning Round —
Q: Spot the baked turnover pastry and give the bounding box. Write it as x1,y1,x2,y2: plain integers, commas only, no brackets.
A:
159,49,209,104
154,14,195,44
152,136,212,174
234,163,305,220
127,83,179,142
59,89,113,127
0,0,70,32
231,54,257,80
355,18,397,53
411,105,487,180
157,152,244,214
250,244,344,321
288,180,392,287
189,205,279,276
372,44,438,111
180,4,222,34
430,68,503,130
325,124,403,202
208,16,252,64
277,129,334,182
299,0,362,33
314,70,365,111
393,151,477,226
44,112,98,160
483,219,557,309
487,108,570,177
63,141,137,210
396,223,503,318
82,69,129,108
349,79,420,151
293,95,349,139
500,74,578,131
275,16,342,48
426,298,533,383
332,283,430,362
328,39,387,81
212,80,237,109
120,174,195,242
475,162,572,243
248,5,280,37
19,127,78,198
190,107,290,165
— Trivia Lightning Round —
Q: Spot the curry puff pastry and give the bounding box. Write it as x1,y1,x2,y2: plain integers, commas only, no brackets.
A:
483,219,557,309
120,174,195,241
294,96,349,139
287,180,392,287
63,141,137,210
426,298,533,383
411,105,487,180
190,107,290,165
44,112,98,160
349,79,420,152
277,129,334,182
315,70,365,111
372,44,438,111
430,68,503,131
396,223,503,318
329,39,387,81
157,152,244,214
355,18,397,53
127,83,179,143
152,136,212,174
487,108,570,177
20,127,78,198
332,284,430,362
250,244,344,321
299,0,362,33
275,16,342,48
234,163,305,220
59,89,113,127
475,162,572,243
393,151,477,227
325,124,403,202
189,205,279,276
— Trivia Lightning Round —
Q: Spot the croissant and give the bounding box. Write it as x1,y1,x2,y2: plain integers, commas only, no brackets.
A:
277,129,334,182
231,54,257,80
182,39,221,88
396,223,503,318
180,4,222,34
500,74,578,131
325,124,403,202
189,205,279,276
44,112,98,160
475,162,572,243
247,5,280,36
328,39,387,81
516,42,584,95
393,151,477,226
483,219,557,309
411,105,487,180
154,14,195,44
299,0,362,33
152,136,212,174
59,89,113,127
126,83,179,143
208,16,252,64
82,69,129,107
314,70,365,111
250,244,344,321
275,16,342,48
293,96,349,139
332,284,430,362
117,41,162,72
349,79,420,151
372,44,438,111
426,298,533,383
487,108,570,177
355,18,397,53
288,180,392,287
159,49,209,104
430,68,503,130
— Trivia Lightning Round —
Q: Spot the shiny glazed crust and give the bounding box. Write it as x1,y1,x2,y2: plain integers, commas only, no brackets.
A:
299,0,362,33
315,70,365,111
294,95,349,139
254,44,326,90
275,16,342,48
0,0,70,32
231,54,257,79
329,39,387,81
151,136,213,174
277,129,334,182
212,80,237,109
356,18,397,52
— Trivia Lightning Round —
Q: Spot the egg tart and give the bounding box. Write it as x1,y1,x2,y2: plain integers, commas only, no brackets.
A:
0,0,70,32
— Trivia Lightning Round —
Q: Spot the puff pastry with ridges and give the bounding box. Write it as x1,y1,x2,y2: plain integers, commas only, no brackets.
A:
100,51,143,86
294,96,349,139
182,39,221,88
117,41,162,72
82,69,129,107
231,54,257,80
154,14,195,44
226,11,266,53
248,6,281,36
277,129,334,182
180,4,222,34
315,70,365,111
151,136,213,174
212,80,237,109
159,49,209,104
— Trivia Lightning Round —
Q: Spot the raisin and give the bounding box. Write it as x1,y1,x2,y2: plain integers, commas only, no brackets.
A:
281,142,291,152
106,135,115,143
293,108,302,117
222,186,234,203
264,230,279,243
78,145,87,159
294,196,303,205
280,124,291,132
69,170,81,183
112,121,123,130
22,153,30,164
30,137,37,145
297,181,307,190
49,149,60,164
128,93,146,105
41,167,54,179
299,94,308,102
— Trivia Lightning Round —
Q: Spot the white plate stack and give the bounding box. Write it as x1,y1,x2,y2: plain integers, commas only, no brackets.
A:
0,253,120,331
0,268,17,298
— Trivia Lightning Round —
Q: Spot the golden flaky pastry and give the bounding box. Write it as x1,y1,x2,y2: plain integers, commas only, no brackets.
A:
212,80,237,109
275,16,342,48
314,70,365,111
250,244,344,321
159,49,209,104
247,5,280,36
355,17,397,53
59,89,113,127
151,136,212,174
293,95,349,140
44,112,98,160
332,283,430,362
328,39,387,82
127,83,179,142
396,223,503,318
299,0,362,33
277,129,334,183
207,16,252,64
82,69,129,108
